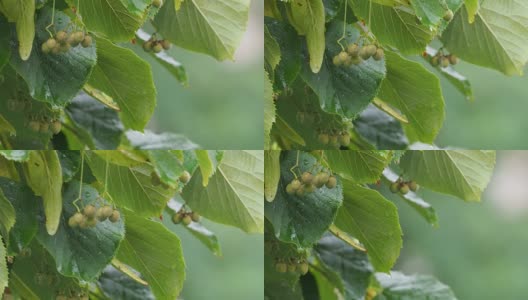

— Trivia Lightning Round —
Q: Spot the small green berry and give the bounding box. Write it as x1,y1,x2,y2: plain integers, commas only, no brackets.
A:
390,182,399,193
373,48,384,61
83,205,97,218
152,0,163,8
290,179,302,190
346,43,359,57
298,262,309,275
179,171,191,183
161,39,171,50
409,181,419,192
152,43,163,53
191,212,200,222
326,176,337,189
275,262,287,273
172,212,183,224
81,35,92,48
444,9,454,21
109,210,120,223
448,54,459,65
182,214,192,226
318,133,330,145
301,172,313,184
399,183,410,194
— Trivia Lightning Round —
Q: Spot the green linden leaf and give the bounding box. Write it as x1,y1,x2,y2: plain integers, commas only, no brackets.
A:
314,234,373,299
10,7,96,106
377,50,445,144
353,105,409,150
464,0,479,23
98,266,155,300
334,181,402,272
71,0,150,42
65,93,124,150
194,150,220,187
87,37,156,131
148,150,185,188
264,150,281,202
375,271,457,299
183,150,264,233
325,150,392,183
0,0,35,60
264,71,276,149
265,151,343,247
36,181,125,281
287,0,325,73
301,20,386,118
399,150,496,202
117,211,186,300
86,152,175,217
153,0,251,61
410,0,449,28
57,150,81,182
349,0,436,54
0,188,16,238
264,26,281,73
442,1,528,75
24,150,63,235
0,178,39,254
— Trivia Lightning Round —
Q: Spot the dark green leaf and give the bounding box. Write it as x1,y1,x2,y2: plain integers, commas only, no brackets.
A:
36,181,125,281
98,266,154,300
314,234,373,299
65,93,124,150
10,8,96,106
301,20,386,117
0,178,39,254
265,151,343,247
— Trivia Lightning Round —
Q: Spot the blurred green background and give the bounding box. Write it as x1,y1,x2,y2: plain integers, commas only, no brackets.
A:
388,151,528,300
136,1,263,149
163,217,263,300
428,57,528,148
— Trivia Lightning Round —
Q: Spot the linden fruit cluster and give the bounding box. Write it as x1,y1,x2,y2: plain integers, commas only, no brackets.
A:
286,171,337,197
68,204,120,229
333,42,384,67
390,179,419,195
172,208,200,226
27,117,62,135
431,52,459,68
41,30,92,55
317,129,350,148
143,38,171,53
275,258,309,275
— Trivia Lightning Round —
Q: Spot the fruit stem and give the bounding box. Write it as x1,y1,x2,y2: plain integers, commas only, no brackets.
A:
72,150,85,212
336,0,348,51
45,0,56,38
289,151,300,179
103,151,109,199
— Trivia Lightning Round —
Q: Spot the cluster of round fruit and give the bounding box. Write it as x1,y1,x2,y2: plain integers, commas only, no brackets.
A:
390,179,418,194
333,43,384,67
151,170,191,189
143,38,171,53
172,208,200,226
318,130,350,148
275,258,309,275
430,53,459,68
286,171,337,197
27,117,62,135
68,204,120,229
41,30,92,55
